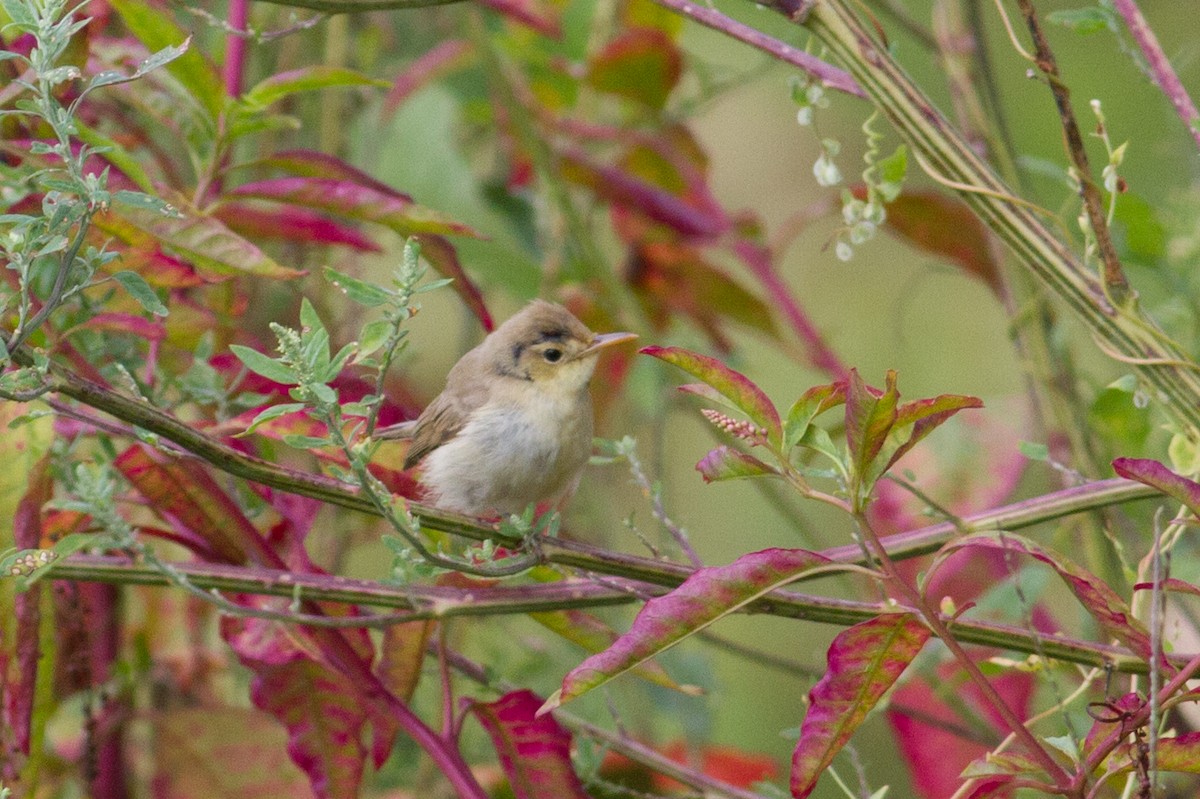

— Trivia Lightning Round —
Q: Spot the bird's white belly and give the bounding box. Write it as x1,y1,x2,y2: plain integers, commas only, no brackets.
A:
421,396,592,516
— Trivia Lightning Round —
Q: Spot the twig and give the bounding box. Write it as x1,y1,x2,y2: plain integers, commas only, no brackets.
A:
644,0,864,99
1110,0,1200,151
1014,0,1128,300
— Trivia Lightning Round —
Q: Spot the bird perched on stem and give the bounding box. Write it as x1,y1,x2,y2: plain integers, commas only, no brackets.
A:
375,300,637,517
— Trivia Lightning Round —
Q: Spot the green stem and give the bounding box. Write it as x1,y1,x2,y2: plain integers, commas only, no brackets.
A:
769,0,1200,438
45,554,1163,675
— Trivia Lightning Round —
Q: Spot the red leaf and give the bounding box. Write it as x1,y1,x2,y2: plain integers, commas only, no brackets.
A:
867,188,1001,293
213,203,381,251
587,29,682,109
548,548,829,709
627,242,779,352
249,149,413,200
560,149,727,238
479,0,561,36
383,40,474,116
882,393,984,473
792,614,930,799
236,640,368,797
5,454,53,758
68,312,165,341
472,690,592,799
413,234,494,332
936,533,1154,662
115,444,259,564
696,445,777,483
1112,457,1200,519
640,345,781,444
227,177,481,239
844,369,898,482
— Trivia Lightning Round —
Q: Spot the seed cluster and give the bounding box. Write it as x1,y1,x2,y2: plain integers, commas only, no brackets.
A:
701,408,766,442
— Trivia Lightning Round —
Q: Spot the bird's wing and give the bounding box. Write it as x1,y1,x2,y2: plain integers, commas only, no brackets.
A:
402,351,494,470
403,391,469,470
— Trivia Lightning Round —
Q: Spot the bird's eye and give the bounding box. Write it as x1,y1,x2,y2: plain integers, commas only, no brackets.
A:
543,348,563,363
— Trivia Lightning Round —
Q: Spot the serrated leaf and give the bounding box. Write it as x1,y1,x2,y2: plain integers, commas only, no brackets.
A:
546,548,830,710
791,614,930,799
641,346,781,444
111,270,168,316
696,446,777,482
231,345,297,386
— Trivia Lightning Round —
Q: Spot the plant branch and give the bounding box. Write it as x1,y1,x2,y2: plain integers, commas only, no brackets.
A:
644,0,864,98
743,0,1200,438
1013,0,1127,299
44,554,1169,674
1110,0,1200,151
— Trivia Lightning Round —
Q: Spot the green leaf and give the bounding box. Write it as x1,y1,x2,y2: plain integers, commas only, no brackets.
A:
875,144,907,202
230,345,297,385
355,319,395,360
282,434,332,449
240,403,307,436
108,0,224,119
113,190,180,216
784,382,847,452
1047,6,1115,34
324,266,392,307
111,270,169,316
76,123,155,192
242,66,387,110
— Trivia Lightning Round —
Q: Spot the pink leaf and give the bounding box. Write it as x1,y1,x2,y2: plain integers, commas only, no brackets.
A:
227,177,481,239
560,149,728,238
1109,731,1200,774
69,312,166,340
115,444,258,564
640,345,781,444
1112,457,1200,518
383,40,474,116
547,548,828,710
213,203,381,251
792,614,930,799
479,0,561,36
882,393,984,473
249,149,413,200
696,446,777,483
937,533,1154,662
472,690,591,799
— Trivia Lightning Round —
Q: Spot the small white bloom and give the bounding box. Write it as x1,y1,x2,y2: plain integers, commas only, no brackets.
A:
835,240,854,261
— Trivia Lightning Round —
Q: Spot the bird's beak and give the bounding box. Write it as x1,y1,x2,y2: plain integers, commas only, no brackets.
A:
576,331,638,359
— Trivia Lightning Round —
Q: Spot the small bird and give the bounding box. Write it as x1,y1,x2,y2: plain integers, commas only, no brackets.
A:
376,300,637,517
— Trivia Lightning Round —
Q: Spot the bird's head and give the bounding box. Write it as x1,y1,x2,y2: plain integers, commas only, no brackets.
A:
488,300,637,391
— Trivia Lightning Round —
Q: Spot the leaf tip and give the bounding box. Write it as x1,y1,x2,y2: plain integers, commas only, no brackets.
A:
536,690,562,717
